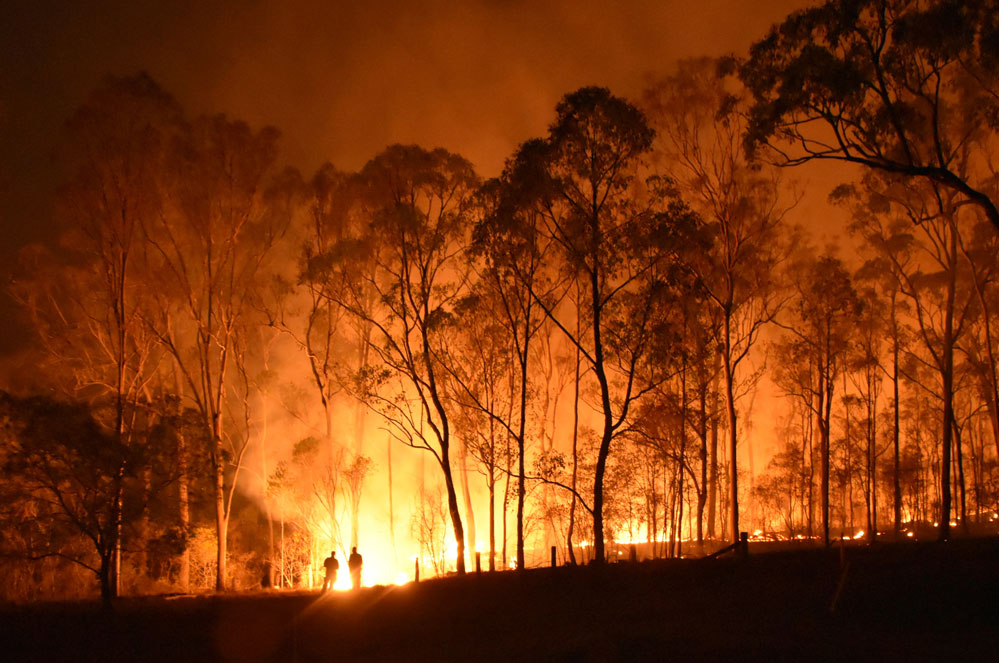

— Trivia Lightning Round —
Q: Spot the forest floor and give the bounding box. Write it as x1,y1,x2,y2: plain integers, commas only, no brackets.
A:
3,536,999,662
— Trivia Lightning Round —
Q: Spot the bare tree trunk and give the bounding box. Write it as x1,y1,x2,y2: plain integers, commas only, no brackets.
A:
867,363,878,544
387,434,396,574
707,410,718,540
351,402,366,550
567,306,582,564
177,430,191,591
938,231,957,543
175,372,191,591
440,444,466,574
696,379,708,547
488,467,496,572
892,307,902,536
954,421,968,533
214,433,228,591
458,437,476,571
258,383,274,587
678,358,687,559
514,302,537,571
279,513,285,588
820,329,833,547
806,396,815,539
723,313,739,545
502,435,511,570
111,467,124,599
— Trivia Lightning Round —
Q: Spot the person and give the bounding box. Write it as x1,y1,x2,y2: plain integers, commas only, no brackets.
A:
347,546,363,590
322,550,339,592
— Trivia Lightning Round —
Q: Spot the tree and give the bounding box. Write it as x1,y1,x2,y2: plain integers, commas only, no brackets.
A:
509,87,703,563
456,171,552,570
11,74,180,597
854,253,911,536
846,285,888,541
144,114,285,590
0,393,153,604
774,251,861,545
740,0,999,232
309,145,480,575
643,58,793,544
445,285,519,572
843,175,979,541
957,220,999,471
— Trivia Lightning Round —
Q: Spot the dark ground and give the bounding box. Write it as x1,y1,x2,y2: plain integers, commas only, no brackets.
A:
3,538,999,662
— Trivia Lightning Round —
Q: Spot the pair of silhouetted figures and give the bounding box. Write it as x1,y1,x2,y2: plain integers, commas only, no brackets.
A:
322,547,363,592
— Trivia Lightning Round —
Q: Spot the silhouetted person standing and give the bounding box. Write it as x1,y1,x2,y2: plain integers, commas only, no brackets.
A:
348,546,363,590
322,551,339,592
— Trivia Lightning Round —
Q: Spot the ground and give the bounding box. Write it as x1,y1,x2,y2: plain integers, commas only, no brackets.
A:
3,538,999,662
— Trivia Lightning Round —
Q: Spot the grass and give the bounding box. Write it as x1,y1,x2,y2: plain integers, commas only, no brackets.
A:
4,537,999,662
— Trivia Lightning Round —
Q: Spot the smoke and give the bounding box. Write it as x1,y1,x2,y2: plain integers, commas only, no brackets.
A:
2,0,822,575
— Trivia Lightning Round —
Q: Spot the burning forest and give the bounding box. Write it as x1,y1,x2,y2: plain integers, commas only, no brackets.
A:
2,1,999,628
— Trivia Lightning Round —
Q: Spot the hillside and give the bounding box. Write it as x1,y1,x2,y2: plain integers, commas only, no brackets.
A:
4,538,999,662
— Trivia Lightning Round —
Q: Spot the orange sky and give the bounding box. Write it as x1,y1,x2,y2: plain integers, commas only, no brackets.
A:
1,0,811,273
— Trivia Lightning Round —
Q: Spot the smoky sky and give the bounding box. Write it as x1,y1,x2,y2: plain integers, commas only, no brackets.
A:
0,0,809,356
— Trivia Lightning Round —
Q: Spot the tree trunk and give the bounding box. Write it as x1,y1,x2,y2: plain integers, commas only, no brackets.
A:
954,421,967,533
820,355,832,547
488,467,496,572
387,434,396,574
172,430,190,593
806,396,815,539
723,313,739,544
351,331,371,550
938,230,957,543
99,551,115,607
458,437,476,571
502,436,511,570
867,365,877,544
516,353,528,571
590,234,614,564
215,450,228,591
696,377,709,546
592,426,612,564
173,371,191,591
567,301,582,564
707,411,718,540
892,315,902,536
440,444,466,574
677,357,687,559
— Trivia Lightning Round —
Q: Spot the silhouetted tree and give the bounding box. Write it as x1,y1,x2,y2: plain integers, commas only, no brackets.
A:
775,251,860,545
144,114,285,589
741,0,999,231
843,176,980,541
0,393,158,603
508,87,703,563
11,74,182,596
309,145,479,574
644,58,793,544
